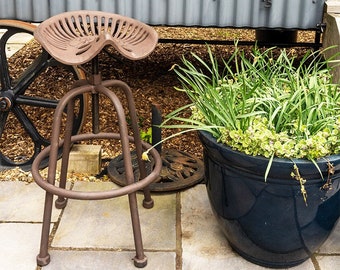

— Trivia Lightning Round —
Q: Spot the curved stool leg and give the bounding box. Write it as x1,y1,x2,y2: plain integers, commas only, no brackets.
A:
54,98,75,209
36,97,65,266
35,85,92,266
96,85,149,266
55,81,93,208
103,80,154,208
125,91,154,209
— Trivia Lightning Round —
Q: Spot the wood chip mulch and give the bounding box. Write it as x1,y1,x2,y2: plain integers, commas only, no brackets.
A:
0,27,316,181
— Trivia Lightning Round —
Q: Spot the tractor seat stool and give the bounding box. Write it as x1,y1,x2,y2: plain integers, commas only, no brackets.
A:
31,10,161,268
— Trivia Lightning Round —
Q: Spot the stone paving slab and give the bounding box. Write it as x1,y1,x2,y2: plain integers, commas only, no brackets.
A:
315,220,340,270
42,250,176,270
317,220,340,254
53,182,176,250
316,255,340,270
0,223,42,270
0,181,61,222
0,181,339,269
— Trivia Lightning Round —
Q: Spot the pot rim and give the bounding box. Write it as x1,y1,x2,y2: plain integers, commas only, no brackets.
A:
198,130,340,178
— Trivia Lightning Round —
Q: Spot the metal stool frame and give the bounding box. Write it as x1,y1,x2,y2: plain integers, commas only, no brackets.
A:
31,10,160,268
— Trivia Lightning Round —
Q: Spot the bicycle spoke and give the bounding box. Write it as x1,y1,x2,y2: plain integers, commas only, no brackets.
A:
0,111,9,138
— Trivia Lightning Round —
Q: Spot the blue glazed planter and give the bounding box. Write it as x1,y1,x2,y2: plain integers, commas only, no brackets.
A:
198,131,340,268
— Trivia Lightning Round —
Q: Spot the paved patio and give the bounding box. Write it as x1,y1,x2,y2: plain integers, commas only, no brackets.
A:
0,180,338,270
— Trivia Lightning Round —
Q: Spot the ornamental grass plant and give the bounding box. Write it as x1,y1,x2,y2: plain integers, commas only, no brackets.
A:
150,44,340,181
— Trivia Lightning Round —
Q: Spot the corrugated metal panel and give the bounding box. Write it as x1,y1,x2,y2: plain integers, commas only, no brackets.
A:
0,0,326,29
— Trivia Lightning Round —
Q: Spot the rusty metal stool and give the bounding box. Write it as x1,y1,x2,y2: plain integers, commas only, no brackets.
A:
31,10,161,268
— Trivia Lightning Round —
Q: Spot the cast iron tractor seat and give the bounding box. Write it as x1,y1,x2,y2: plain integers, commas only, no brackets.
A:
34,10,158,65
31,10,161,268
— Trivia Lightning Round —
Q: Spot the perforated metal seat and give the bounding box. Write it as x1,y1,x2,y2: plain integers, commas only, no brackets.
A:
34,10,158,65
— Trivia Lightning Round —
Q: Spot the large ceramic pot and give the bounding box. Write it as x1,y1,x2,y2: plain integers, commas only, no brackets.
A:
198,131,340,268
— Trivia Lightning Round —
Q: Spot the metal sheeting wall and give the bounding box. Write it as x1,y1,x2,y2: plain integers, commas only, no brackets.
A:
0,0,326,29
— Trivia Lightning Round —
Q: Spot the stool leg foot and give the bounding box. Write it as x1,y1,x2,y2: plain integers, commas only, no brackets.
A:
142,197,154,209
36,253,50,266
133,255,147,268
55,198,68,209
142,186,154,209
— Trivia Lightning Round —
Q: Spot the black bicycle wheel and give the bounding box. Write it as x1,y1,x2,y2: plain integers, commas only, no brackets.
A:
0,20,87,171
